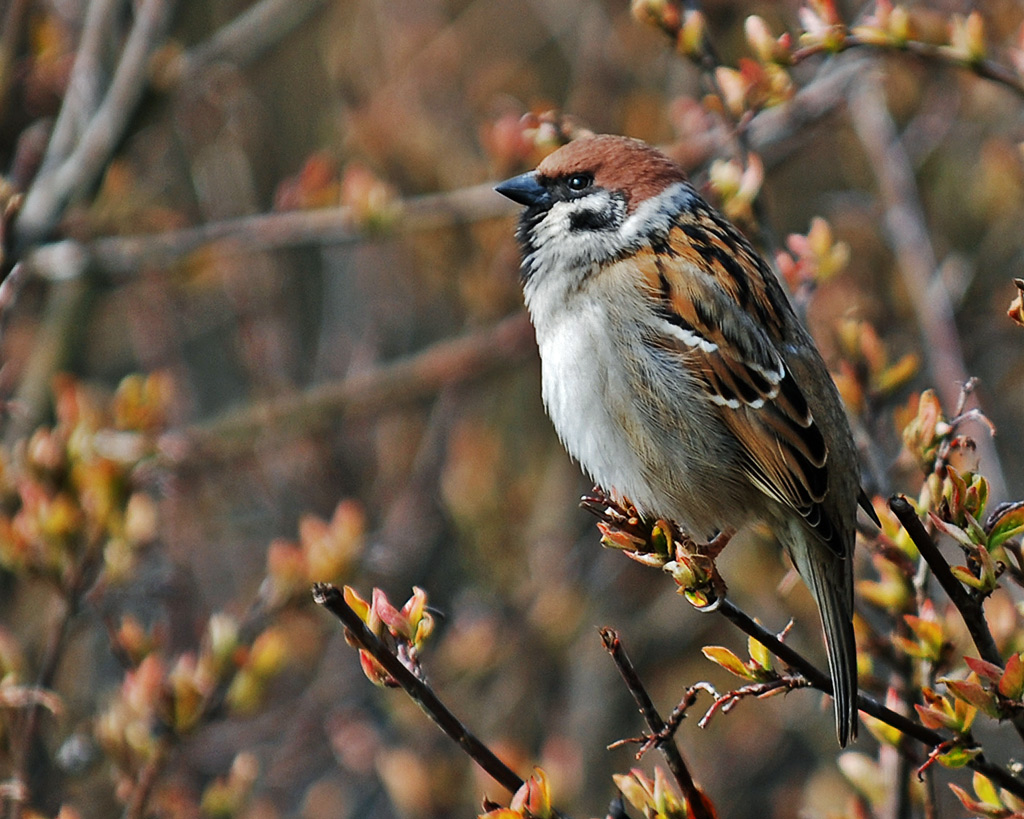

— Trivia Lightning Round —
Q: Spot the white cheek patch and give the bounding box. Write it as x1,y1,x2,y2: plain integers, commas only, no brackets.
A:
529,191,627,275
523,182,708,334
527,184,694,279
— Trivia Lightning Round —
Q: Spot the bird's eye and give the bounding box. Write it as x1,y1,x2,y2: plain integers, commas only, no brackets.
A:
566,173,593,192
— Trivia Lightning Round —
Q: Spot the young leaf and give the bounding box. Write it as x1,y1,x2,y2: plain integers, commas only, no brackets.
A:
965,656,1004,683
987,500,1024,550
943,676,1000,719
702,646,754,679
998,653,1024,701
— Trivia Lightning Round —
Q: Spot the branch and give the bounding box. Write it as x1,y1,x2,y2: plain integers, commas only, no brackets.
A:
19,65,859,284
312,583,524,796
24,183,517,280
168,0,331,87
5,529,105,819
746,56,866,167
715,598,1024,799
0,259,27,358
696,676,810,728
669,1,780,252
159,313,535,466
888,495,1024,748
791,36,1024,102
889,496,1001,665
643,3,1024,104
38,0,124,175
114,592,279,818
20,59,860,284
120,736,172,819
2,275,90,447
600,628,715,819
13,0,176,252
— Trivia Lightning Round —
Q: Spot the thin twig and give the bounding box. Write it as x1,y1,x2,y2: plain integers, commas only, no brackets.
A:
2,275,90,447
888,496,1001,665
116,594,275,818
170,0,331,86
120,735,172,819
673,0,779,253
158,313,535,466
649,4,1024,103
312,583,524,796
746,56,866,167
13,0,176,252
791,36,1024,102
24,183,517,280
662,683,717,738
0,259,27,345
888,496,1024,749
39,0,124,175
697,676,809,728
600,628,715,819
715,598,1024,798
5,530,105,819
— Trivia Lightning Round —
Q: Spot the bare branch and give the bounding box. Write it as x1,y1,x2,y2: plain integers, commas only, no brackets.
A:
6,527,106,818
24,183,517,280
600,628,715,819
13,0,176,252
747,57,866,167
159,313,535,465
170,0,332,86
697,676,809,728
21,60,861,285
120,737,172,819
2,276,90,447
40,0,124,174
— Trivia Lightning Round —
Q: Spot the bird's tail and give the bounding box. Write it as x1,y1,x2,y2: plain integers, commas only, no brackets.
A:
793,541,859,746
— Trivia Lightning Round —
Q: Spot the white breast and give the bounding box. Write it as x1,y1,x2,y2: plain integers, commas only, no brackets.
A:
534,301,647,499
526,265,683,519
523,257,741,536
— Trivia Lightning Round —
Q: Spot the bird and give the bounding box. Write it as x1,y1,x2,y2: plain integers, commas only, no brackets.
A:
495,133,866,745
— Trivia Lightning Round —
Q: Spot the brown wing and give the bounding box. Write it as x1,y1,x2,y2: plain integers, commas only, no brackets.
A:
634,213,845,556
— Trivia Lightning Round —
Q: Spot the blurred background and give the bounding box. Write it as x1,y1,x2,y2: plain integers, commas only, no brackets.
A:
1,0,1024,817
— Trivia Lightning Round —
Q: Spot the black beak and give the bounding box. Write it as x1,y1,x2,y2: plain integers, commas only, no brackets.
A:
495,172,549,208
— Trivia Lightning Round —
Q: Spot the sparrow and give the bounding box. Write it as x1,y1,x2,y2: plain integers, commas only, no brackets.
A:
496,134,868,746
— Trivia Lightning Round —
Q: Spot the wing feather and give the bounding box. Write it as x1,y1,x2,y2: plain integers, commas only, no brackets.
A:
635,218,844,556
